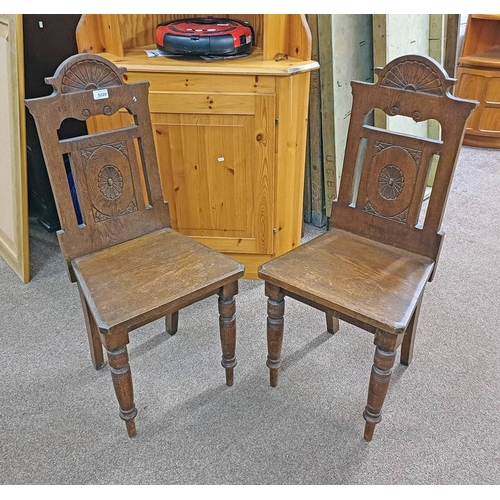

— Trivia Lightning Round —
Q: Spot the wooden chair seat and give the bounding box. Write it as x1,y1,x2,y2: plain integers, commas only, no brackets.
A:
258,228,434,334
73,228,243,332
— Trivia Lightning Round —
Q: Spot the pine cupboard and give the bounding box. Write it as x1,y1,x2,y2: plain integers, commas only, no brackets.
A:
75,14,318,278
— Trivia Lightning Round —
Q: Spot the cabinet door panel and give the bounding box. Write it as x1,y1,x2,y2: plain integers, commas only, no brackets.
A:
485,77,500,102
153,94,274,255
456,71,483,129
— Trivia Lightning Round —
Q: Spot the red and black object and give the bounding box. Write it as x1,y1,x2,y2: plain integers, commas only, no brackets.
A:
156,17,254,57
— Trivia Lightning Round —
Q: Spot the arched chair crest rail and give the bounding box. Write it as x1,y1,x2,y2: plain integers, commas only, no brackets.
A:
258,54,478,441
25,53,245,437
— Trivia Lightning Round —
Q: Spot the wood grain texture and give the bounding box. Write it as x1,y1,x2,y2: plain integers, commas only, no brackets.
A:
263,14,287,60
259,227,434,334
76,14,317,73
259,54,478,441
152,98,274,255
77,14,311,60
75,14,104,54
73,227,244,333
273,72,311,257
149,92,256,115
444,14,460,78
222,252,273,280
84,46,318,77
307,14,326,228
456,66,500,148
77,15,265,54
123,71,277,94
78,283,104,369
286,14,312,61
317,13,335,225
459,14,500,65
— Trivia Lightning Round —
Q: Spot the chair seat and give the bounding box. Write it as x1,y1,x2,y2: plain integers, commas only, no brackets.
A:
73,228,245,333
258,228,435,334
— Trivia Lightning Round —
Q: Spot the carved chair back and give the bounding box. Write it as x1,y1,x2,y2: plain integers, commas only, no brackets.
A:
25,53,170,281
331,54,477,266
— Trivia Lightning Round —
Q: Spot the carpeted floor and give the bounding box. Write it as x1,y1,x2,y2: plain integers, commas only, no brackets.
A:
0,145,499,485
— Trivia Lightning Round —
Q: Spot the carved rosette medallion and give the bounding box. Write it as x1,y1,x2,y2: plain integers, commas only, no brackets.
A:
81,141,138,222
378,165,404,200
98,165,124,200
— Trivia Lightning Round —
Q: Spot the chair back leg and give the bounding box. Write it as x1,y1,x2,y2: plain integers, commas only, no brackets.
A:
78,285,104,370
400,295,423,366
326,312,339,334
166,311,179,336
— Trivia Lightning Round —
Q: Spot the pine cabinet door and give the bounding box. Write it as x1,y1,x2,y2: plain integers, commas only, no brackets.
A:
152,93,275,256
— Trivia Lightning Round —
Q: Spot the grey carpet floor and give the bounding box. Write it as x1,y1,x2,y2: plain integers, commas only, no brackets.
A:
0,145,499,485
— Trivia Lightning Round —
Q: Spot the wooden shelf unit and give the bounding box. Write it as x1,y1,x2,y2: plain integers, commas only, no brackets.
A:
75,14,318,278
455,14,500,148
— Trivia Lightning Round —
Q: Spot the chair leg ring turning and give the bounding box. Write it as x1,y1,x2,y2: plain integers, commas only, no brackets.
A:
107,345,137,437
266,293,285,388
363,346,397,441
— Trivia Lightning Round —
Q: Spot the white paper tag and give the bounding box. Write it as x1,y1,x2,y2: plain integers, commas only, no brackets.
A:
93,89,109,100
145,49,166,58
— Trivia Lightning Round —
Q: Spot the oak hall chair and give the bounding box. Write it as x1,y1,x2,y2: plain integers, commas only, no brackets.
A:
25,53,245,437
258,55,477,441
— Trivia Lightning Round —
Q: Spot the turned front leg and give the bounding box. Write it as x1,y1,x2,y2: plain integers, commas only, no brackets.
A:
265,283,285,387
218,282,238,386
363,345,397,442
103,331,137,438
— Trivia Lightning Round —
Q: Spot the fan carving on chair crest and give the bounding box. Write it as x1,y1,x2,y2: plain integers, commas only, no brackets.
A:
45,55,127,121
380,59,444,96
60,59,123,93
